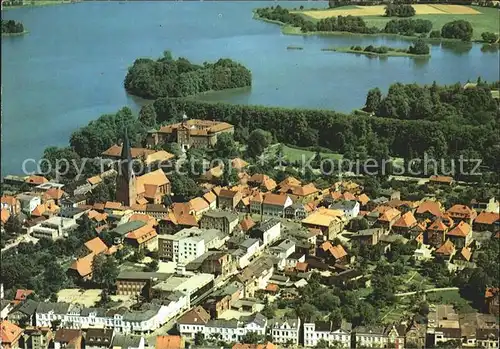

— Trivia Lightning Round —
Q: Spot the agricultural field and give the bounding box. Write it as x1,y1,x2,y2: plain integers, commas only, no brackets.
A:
298,4,480,18
295,5,499,41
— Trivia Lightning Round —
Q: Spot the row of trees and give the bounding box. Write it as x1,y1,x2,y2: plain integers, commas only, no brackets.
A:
365,79,498,125
124,51,252,99
69,106,146,158
383,18,433,35
1,19,24,34
152,85,499,172
349,39,429,55
385,4,416,17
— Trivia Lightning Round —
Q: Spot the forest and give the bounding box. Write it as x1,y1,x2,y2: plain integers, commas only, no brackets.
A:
1,19,25,34
124,51,252,99
151,80,499,173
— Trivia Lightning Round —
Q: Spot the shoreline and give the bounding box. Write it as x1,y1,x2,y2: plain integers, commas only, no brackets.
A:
253,13,487,45
1,30,28,37
2,0,75,10
324,46,431,58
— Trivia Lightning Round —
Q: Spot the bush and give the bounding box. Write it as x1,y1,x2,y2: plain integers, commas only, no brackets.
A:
385,4,416,17
430,30,441,38
384,19,432,36
441,20,473,41
408,38,430,55
481,32,498,43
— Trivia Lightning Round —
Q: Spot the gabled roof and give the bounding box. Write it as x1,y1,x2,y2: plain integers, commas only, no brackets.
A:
447,221,471,237
14,289,34,301
69,253,95,277
429,175,453,183
416,200,442,217
218,189,239,199
203,191,217,204
189,197,209,212
0,320,23,344
250,191,264,203
84,237,108,255
54,328,82,344
1,195,18,206
129,213,157,226
240,216,256,232
231,158,249,171
356,193,370,206
26,175,48,185
44,188,66,201
263,193,289,207
436,239,455,256
278,176,301,188
296,262,308,272
126,224,157,244
1,209,10,224
330,244,347,260
378,208,401,222
392,211,417,228
177,306,210,325
156,335,183,349
459,247,472,261
474,211,500,225
447,204,476,218
249,174,276,191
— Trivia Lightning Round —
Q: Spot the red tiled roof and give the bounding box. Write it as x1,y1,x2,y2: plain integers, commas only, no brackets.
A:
392,211,417,228
263,193,289,207
296,262,308,272
436,240,455,256
156,335,183,349
240,216,255,232
447,221,471,237
0,320,23,344
14,289,33,301
416,200,442,217
265,283,279,292
474,212,500,225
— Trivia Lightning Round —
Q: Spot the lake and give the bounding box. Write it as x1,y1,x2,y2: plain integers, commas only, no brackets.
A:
2,1,498,175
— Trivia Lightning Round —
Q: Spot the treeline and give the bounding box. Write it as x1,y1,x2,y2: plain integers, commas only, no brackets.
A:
255,6,475,41
151,84,499,170
124,51,252,99
385,4,416,17
1,19,24,34
365,79,498,125
69,107,146,158
383,18,432,35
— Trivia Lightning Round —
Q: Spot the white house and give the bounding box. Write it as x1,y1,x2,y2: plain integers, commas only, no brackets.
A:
353,326,388,348
262,193,293,218
269,239,296,270
177,307,267,342
249,219,281,248
330,200,360,220
269,317,301,345
17,193,41,214
234,238,261,269
304,321,352,348
35,298,188,334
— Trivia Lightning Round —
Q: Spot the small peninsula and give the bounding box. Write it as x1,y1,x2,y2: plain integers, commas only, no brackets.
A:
1,19,26,36
324,39,431,58
124,51,252,100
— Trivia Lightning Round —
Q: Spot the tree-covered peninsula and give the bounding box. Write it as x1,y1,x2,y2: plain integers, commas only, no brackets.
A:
124,51,252,99
1,19,25,35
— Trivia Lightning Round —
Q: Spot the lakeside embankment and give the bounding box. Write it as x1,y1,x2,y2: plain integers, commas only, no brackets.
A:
2,30,28,36
2,0,76,10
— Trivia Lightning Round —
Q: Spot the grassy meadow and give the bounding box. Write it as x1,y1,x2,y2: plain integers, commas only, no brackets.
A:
292,5,499,41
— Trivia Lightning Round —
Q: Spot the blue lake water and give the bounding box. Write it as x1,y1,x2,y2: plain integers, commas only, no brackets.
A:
2,1,499,175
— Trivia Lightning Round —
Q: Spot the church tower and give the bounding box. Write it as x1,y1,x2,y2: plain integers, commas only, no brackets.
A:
116,128,137,206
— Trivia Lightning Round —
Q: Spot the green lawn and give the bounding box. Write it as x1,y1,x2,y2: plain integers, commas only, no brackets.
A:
363,7,499,41
426,289,475,313
287,6,499,41
279,144,343,163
